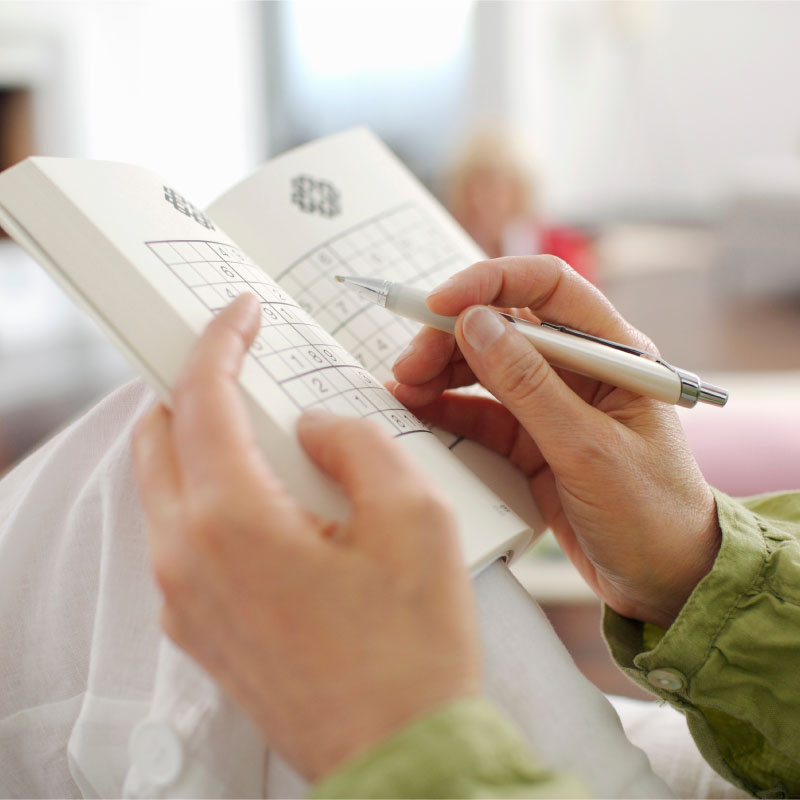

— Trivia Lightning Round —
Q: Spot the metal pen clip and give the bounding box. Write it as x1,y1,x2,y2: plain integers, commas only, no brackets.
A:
539,321,669,365
535,321,729,408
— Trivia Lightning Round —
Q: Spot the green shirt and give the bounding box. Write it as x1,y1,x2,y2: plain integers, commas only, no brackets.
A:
311,490,800,799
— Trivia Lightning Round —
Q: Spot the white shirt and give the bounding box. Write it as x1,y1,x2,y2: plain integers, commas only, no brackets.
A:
0,379,681,798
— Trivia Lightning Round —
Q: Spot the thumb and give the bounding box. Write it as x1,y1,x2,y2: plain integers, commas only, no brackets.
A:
456,306,608,462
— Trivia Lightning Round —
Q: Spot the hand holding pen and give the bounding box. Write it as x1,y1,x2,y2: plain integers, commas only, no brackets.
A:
336,276,727,409
342,255,723,630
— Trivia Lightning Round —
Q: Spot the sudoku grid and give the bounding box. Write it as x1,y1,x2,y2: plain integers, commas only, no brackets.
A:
275,204,465,382
146,208,456,436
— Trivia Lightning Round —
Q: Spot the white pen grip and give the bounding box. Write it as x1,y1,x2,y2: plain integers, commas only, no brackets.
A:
387,284,457,334
387,285,682,405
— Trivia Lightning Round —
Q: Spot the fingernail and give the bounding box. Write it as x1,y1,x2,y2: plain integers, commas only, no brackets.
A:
234,292,260,322
462,307,506,352
392,343,415,368
428,278,454,297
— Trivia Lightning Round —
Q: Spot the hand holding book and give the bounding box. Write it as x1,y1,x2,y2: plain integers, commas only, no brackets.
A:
133,293,482,781
0,129,542,573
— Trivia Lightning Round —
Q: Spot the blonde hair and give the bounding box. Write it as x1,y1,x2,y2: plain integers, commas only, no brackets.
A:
443,129,537,224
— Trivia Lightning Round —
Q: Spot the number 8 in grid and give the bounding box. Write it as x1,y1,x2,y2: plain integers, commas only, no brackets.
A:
146,238,428,437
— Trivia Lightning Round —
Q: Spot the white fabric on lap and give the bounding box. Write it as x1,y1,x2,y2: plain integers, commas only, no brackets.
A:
1,379,670,798
609,695,748,799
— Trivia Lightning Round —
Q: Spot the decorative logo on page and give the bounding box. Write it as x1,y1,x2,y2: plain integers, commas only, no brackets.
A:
163,186,215,231
291,175,341,218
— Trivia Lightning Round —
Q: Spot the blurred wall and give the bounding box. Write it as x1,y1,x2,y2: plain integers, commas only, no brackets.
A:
0,0,265,203
263,1,475,187
504,1,800,222
3,0,800,472
0,1,266,470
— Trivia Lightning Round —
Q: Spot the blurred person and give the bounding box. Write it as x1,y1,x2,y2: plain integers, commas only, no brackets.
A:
444,131,597,284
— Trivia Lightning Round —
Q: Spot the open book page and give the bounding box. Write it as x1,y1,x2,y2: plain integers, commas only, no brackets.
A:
0,158,354,522
0,153,531,570
209,128,544,538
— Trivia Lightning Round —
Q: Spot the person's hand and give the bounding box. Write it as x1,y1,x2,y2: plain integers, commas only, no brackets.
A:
391,256,721,629
132,294,481,781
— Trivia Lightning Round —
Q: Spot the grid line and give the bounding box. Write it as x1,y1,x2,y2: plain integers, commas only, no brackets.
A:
146,237,427,438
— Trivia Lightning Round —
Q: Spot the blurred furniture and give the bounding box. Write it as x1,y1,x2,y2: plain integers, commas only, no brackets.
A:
716,158,800,298
598,224,800,373
676,370,800,497
0,88,33,197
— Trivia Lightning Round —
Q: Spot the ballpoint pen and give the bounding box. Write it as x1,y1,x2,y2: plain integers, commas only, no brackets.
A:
334,275,728,409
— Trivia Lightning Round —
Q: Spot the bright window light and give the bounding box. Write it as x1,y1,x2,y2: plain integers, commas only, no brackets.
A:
287,1,473,81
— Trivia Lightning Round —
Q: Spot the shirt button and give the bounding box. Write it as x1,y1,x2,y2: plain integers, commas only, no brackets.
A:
129,719,184,786
646,667,686,692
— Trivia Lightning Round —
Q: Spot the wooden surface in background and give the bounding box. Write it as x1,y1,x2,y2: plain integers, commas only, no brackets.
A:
0,88,34,238
604,266,800,373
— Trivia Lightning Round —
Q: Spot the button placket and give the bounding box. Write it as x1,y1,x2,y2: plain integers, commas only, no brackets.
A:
129,719,185,787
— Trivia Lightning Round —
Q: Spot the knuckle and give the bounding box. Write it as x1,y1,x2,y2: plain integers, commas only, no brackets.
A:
539,253,574,277
627,325,661,358
151,549,192,610
336,415,389,448
172,368,223,412
184,493,235,552
171,367,195,401
384,479,425,510
389,480,455,527
477,261,501,297
420,488,453,522
498,348,551,405
159,605,188,649
460,260,500,301
171,370,201,414
569,421,626,472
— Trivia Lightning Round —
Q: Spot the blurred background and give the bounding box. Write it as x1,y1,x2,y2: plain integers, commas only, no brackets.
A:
2,0,800,696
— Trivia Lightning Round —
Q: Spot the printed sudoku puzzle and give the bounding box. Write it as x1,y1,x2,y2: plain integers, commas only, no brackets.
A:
147,204,469,438
275,204,466,381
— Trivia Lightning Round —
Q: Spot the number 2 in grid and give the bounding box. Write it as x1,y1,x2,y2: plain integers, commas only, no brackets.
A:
146,239,428,436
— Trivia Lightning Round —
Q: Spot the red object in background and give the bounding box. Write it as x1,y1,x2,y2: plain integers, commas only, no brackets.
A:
540,226,598,286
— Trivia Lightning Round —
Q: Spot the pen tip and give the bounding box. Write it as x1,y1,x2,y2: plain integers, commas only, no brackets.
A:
334,275,344,283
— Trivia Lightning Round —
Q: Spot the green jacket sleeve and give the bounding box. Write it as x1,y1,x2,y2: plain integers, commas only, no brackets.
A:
308,697,587,799
604,489,800,799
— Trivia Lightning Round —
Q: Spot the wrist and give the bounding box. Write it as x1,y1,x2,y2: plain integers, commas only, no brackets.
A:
300,685,483,781
645,489,722,629
308,696,567,800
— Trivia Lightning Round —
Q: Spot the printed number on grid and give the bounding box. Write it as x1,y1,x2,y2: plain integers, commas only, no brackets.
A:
146,238,425,437
274,204,468,382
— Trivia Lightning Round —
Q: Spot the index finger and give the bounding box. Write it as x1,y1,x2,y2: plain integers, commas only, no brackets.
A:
171,293,279,492
426,255,655,352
